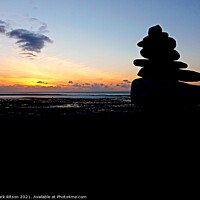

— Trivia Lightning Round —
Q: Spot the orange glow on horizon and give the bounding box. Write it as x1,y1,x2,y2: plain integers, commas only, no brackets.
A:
0,55,136,91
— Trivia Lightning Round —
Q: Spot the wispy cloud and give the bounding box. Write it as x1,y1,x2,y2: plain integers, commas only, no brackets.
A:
29,17,49,33
0,20,9,34
20,52,37,59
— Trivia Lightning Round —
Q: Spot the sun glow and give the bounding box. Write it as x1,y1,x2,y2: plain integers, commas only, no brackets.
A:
0,55,134,92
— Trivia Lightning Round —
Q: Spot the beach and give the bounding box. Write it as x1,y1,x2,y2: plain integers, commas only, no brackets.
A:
1,95,199,196
0,95,135,125
1,94,199,130
0,95,138,195
0,95,132,118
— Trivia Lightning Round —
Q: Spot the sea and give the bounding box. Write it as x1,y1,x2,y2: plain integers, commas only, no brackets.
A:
0,91,130,99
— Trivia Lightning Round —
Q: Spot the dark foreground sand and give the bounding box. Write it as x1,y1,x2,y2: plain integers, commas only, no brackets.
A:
0,96,199,120
0,96,133,118
0,97,199,196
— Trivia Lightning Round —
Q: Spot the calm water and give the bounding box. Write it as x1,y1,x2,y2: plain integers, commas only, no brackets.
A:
0,92,130,99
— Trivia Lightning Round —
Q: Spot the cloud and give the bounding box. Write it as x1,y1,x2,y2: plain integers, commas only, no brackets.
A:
38,23,48,33
0,80,130,92
0,20,8,34
29,17,49,33
123,80,131,83
37,81,48,84
91,83,108,89
0,18,53,58
20,52,37,59
68,82,110,91
65,81,131,91
116,80,131,88
7,28,53,57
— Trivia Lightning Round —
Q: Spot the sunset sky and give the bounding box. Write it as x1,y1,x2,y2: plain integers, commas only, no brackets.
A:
0,0,200,92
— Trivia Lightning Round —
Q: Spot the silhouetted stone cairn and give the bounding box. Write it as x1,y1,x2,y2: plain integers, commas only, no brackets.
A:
131,25,200,108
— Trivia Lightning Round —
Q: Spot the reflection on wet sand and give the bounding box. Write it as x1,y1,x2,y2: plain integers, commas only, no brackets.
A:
0,97,135,118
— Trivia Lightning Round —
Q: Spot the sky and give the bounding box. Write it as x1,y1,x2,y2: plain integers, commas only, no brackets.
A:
0,0,200,92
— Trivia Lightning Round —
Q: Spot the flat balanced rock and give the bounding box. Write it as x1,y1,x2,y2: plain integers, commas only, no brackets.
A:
131,78,200,107
133,59,188,69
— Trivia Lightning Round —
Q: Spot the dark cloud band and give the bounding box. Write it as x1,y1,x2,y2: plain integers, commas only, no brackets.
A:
0,18,53,58
7,29,53,54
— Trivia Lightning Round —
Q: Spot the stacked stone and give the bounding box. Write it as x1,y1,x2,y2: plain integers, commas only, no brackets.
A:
131,25,200,107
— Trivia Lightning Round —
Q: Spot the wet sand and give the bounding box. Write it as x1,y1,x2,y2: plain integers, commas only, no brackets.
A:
0,96,200,131
0,96,133,118
0,96,139,127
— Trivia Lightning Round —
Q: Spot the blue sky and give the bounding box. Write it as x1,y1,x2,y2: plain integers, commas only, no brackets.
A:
0,0,200,92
